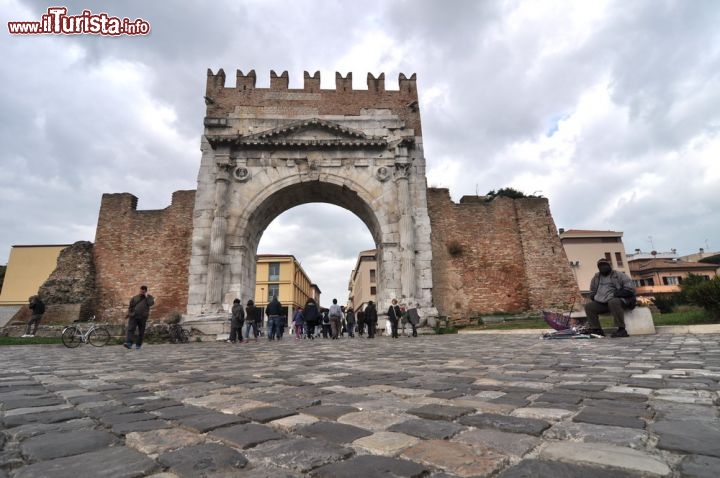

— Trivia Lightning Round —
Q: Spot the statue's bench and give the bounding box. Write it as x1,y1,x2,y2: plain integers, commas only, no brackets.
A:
571,306,655,335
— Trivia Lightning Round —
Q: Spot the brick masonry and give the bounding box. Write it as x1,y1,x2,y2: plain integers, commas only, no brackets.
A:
427,189,579,325
93,191,195,323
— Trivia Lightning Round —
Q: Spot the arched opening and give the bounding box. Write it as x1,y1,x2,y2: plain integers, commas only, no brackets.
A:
222,177,390,315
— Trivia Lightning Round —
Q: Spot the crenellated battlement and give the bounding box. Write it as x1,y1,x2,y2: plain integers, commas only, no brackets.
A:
206,69,417,95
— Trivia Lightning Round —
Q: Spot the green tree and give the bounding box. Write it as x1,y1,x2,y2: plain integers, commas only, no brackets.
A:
687,276,720,320
485,188,541,200
677,274,708,305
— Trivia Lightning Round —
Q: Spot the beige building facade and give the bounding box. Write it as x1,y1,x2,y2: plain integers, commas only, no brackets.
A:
347,249,377,311
630,258,718,295
0,245,69,306
559,229,630,295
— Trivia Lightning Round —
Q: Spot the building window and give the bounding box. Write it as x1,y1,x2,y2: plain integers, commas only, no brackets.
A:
370,286,377,296
615,252,623,267
662,276,680,286
369,269,376,283
268,262,280,282
638,278,655,287
604,252,612,263
268,284,279,301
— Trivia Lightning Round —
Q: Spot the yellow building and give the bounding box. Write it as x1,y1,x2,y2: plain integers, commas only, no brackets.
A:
254,254,317,318
0,245,69,306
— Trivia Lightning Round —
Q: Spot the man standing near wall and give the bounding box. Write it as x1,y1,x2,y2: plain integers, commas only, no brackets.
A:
125,285,155,350
23,295,45,337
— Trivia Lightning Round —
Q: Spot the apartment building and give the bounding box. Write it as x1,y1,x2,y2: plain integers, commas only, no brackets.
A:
254,254,317,319
559,229,630,295
347,249,377,311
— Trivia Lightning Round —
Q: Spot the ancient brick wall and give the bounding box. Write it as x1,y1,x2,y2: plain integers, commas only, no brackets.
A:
94,190,195,323
427,188,579,325
204,70,422,135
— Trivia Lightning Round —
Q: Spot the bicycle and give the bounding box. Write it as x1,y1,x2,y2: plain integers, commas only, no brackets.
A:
168,323,190,344
61,316,112,348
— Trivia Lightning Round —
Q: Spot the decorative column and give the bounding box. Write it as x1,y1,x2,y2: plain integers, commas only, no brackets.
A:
395,149,415,300
204,152,232,312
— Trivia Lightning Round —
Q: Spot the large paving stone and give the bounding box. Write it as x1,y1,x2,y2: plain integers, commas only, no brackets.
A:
388,418,465,440
406,404,475,421
458,413,551,436
353,431,420,456
539,442,670,476
297,421,373,443
13,446,157,478
112,418,173,435
455,429,541,457
247,437,353,473
572,409,646,429
210,423,285,449
2,408,84,428
1,397,66,410
270,413,319,432
240,406,297,423
653,420,720,457
151,405,208,420
544,422,648,448
19,429,117,461
497,459,646,478
679,454,720,478
3,418,96,440
126,428,205,456
401,439,509,477
300,404,359,420
157,442,248,477
174,411,247,432
337,410,408,432
311,454,430,478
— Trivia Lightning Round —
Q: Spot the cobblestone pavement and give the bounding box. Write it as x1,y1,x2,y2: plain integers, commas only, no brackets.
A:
1,333,720,477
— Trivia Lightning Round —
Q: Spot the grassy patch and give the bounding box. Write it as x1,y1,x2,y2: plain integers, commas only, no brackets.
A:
0,336,64,346
652,307,716,326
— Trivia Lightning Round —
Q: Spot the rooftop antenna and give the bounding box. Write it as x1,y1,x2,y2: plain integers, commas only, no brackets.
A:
648,236,655,250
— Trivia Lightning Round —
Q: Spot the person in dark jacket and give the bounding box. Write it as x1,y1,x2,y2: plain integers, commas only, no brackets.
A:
228,298,244,343
584,258,636,338
303,298,319,339
244,300,260,342
125,285,155,350
387,298,401,339
356,308,366,336
23,295,45,337
265,296,283,341
345,307,356,338
365,301,378,339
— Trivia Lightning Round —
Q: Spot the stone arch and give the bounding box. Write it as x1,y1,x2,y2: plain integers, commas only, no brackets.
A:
225,174,386,307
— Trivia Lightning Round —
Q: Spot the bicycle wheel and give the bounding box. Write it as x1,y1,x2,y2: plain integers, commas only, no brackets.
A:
61,326,82,348
88,327,111,347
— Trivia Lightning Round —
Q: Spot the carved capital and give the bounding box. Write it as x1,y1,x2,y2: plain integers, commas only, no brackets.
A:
394,163,412,180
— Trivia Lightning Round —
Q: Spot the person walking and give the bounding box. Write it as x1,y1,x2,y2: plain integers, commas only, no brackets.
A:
365,301,378,339
356,308,365,336
125,285,155,350
345,307,356,338
303,298,319,339
266,295,283,341
292,307,304,339
244,300,260,342
387,299,401,339
228,298,244,343
23,295,45,337
328,298,343,339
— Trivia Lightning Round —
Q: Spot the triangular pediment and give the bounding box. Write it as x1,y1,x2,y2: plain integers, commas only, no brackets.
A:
207,118,390,149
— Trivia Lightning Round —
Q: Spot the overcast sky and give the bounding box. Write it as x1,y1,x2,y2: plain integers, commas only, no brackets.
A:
2,0,719,305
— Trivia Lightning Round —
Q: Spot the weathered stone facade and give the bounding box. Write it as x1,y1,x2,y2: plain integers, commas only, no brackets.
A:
427,189,579,325
94,191,195,322
87,70,580,326
189,70,435,319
